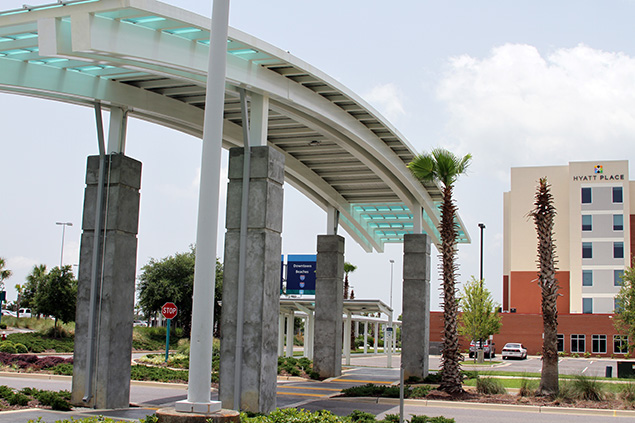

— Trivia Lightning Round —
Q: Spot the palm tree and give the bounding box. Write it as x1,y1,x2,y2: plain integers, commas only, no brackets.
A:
530,177,559,396
408,148,471,394
343,262,357,300
23,264,48,316
0,257,12,287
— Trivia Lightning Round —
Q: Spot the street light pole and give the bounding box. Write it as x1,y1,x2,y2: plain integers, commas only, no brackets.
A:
389,259,395,309
56,222,73,268
478,223,485,284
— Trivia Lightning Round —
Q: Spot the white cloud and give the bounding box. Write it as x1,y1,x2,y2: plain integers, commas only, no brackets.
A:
437,43,635,178
364,83,407,122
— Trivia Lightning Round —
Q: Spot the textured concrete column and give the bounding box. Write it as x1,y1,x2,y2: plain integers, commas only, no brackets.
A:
313,235,344,378
401,233,431,380
219,146,283,414
71,154,141,409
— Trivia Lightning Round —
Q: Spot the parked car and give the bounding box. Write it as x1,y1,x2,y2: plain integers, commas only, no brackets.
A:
133,320,148,327
18,308,32,318
502,342,528,359
1,310,16,317
469,339,495,358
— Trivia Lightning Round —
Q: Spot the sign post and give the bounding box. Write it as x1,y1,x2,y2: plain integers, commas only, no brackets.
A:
161,302,178,363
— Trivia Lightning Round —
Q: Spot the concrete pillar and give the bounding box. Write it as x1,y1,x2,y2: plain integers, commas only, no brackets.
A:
71,154,141,409
308,312,315,359
313,235,344,378
219,146,284,413
401,233,431,380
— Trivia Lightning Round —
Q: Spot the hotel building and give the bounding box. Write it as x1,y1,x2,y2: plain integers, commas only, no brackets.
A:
503,160,632,315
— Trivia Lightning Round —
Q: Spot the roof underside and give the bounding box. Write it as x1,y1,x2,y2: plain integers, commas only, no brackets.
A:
0,0,470,251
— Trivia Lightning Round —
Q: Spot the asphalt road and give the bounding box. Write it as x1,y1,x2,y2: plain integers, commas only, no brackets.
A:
0,354,632,422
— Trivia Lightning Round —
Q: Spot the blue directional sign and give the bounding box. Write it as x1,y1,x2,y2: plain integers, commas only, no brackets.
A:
285,254,316,295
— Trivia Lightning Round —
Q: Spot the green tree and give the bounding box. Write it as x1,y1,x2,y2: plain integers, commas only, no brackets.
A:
530,177,559,396
0,257,12,290
22,264,47,314
408,147,471,394
137,247,223,338
343,262,357,300
35,265,77,330
614,259,635,354
459,277,501,361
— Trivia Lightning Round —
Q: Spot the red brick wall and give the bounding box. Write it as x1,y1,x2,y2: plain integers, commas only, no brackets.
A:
502,275,509,311
430,312,624,357
509,271,570,314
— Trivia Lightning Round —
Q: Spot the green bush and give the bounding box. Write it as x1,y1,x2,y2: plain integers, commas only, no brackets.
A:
241,408,347,423
410,385,432,398
410,417,455,423
0,385,14,399
348,410,376,423
14,343,28,354
382,414,399,423
619,382,635,405
8,392,30,406
33,389,72,411
341,383,405,398
130,365,189,383
476,377,507,395
6,331,74,353
0,341,17,354
50,363,74,375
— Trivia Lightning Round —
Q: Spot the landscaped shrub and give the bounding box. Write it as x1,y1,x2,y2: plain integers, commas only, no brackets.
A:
476,377,507,395
570,375,604,401
32,389,72,411
50,363,74,375
341,383,404,398
0,342,17,354
241,408,346,423
6,331,74,353
7,392,30,406
410,385,432,398
519,377,537,397
619,382,635,405
13,343,28,354
348,410,376,423
382,414,399,423
130,365,189,383
410,416,455,423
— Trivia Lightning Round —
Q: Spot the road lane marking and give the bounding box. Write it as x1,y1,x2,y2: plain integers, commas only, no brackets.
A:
331,379,393,384
277,391,327,397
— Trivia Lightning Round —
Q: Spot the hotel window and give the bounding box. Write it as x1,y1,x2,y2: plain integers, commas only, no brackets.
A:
557,334,564,353
615,269,625,286
614,335,629,354
583,298,593,314
613,186,623,203
571,334,586,353
582,187,592,204
614,214,624,231
582,215,592,231
592,335,607,354
615,298,622,312
614,242,624,259
582,270,593,286
582,242,592,259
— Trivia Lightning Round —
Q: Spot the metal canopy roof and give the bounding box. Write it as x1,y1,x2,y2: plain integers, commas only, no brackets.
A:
0,0,470,252
280,298,398,323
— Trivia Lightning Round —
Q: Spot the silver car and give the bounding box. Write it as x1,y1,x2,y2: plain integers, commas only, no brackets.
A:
502,342,528,360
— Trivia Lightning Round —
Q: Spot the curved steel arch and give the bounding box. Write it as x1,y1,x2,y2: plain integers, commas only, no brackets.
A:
0,0,470,251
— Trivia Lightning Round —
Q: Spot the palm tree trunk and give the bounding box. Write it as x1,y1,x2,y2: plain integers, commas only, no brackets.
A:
439,185,463,394
534,178,559,396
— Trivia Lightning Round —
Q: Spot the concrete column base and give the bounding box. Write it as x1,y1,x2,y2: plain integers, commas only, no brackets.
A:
313,235,345,378
401,233,431,381
156,407,240,423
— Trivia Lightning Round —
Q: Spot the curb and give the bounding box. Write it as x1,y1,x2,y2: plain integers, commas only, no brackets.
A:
332,396,635,417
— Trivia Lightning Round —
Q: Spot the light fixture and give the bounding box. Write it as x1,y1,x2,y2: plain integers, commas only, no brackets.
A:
309,140,321,146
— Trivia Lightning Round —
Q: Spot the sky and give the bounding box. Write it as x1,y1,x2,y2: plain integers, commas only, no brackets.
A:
2,0,635,318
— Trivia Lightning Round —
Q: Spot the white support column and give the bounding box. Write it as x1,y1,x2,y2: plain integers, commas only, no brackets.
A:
344,311,352,365
413,204,422,234
326,206,339,235
387,317,393,368
249,92,269,146
278,315,285,357
285,313,294,358
308,313,314,359
303,316,310,358
107,106,128,154
363,321,368,355
374,322,379,354
176,0,228,414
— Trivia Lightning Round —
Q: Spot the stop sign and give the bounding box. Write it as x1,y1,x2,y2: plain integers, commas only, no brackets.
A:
161,302,178,320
